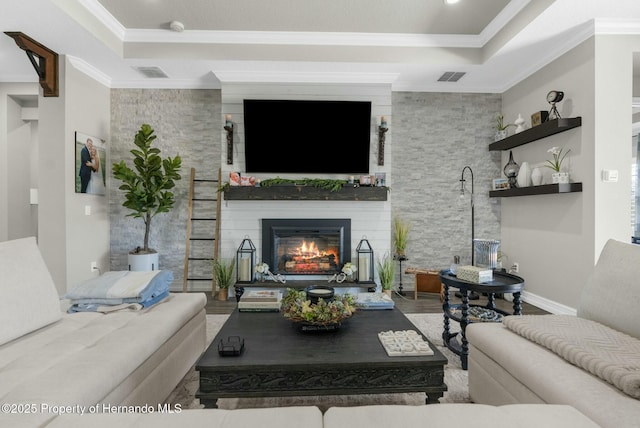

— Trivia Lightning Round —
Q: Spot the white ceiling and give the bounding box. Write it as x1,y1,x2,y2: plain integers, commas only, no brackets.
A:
1,0,640,92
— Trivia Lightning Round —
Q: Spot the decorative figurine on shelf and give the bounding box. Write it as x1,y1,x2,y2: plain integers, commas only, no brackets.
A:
503,150,520,188
546,90,564,120
514,114,526,133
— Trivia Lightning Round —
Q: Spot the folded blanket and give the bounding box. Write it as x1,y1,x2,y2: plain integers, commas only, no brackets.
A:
504,315,640,399
67,290,170,313
65,270,173,305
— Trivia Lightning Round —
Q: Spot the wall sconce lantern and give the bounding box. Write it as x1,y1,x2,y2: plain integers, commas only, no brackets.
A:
356,237,375,287
224,114,234,165
378,116,389,166
236,236,256,284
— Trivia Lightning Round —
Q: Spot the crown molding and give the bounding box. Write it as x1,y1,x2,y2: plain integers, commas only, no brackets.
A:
124,29,482,48
593,18,640,35
497,20,595,93
214,70,399,85
74,0,126,39
67,55,112,87
110,78,221,90
477,0,531,45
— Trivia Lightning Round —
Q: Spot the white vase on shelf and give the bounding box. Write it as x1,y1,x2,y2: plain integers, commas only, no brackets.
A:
531,167,543,186
516,161,531,187
514,114,526,133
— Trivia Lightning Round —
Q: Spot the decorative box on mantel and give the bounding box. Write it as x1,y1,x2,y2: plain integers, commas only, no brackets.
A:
224,185,388,201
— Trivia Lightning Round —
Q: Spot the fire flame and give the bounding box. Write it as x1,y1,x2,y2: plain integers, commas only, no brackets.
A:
298,240,323,257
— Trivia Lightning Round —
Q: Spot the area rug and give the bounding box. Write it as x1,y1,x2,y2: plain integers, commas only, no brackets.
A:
165,313,469,411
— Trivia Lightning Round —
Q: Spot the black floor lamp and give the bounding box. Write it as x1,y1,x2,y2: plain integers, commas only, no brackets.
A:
457,166,479,300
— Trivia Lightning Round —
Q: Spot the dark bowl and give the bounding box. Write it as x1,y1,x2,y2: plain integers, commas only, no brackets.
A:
305,285,335,304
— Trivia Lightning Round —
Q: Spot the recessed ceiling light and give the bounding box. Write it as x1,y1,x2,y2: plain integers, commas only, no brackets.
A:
444,0,460,4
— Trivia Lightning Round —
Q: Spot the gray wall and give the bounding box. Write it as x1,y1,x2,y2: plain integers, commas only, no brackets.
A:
109,89,221,287
391,92,502,271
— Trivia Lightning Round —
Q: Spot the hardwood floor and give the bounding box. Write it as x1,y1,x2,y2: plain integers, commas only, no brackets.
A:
200,289,549,315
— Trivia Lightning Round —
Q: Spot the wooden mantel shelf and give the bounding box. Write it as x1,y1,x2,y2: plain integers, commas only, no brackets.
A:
224,185,389,201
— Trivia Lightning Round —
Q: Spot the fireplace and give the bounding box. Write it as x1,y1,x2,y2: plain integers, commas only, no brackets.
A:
262,219,351,277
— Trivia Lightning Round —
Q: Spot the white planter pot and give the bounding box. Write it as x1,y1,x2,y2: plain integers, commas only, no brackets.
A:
494,130,507,142
552,172,569,184
128,252,159,271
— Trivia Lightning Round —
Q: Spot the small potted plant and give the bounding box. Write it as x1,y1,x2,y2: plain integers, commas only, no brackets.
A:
393,216,409,258
112,124,182,270
495,113,514,141
212,258,235,301
545,146,571,183
377,254,396,296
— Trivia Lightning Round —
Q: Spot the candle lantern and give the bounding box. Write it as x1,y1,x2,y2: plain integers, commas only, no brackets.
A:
236,236,256,284
356,237,375,284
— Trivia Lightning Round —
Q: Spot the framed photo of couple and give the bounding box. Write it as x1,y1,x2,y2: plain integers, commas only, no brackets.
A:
75,131,107,195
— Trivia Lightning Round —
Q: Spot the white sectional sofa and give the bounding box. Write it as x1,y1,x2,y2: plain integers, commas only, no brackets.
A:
0,237,207,428
467,238,640,428
41,404,598,427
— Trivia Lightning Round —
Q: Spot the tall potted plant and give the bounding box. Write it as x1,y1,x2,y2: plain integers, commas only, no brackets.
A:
393,216,410,257
377,254,396,296
112,124,182,270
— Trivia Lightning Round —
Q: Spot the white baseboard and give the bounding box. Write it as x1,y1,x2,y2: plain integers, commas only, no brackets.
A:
520,290,577,316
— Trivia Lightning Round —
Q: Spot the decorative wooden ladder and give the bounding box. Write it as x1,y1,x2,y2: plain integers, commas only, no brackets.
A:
183,167,222,295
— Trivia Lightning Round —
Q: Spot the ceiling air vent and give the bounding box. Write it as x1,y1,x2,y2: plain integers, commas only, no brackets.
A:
437,71,466,82
133,66,169,78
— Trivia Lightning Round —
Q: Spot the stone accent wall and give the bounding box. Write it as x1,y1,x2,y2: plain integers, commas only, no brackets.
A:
109,89,221,289
108,89,502,291
391,92,502,272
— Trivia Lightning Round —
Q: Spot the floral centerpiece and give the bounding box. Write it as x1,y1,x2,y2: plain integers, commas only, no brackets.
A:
281,288,356,329
545,146,571,183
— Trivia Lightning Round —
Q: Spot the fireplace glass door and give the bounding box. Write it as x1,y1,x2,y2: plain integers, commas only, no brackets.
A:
262,219,351,277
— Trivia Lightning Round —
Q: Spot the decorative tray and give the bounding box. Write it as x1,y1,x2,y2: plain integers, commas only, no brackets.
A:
450,306,504,323
378,330,434,356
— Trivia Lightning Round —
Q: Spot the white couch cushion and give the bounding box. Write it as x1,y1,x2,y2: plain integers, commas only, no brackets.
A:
0,237,61,346
0,293,206,428
578,238,640,339
323,404,599,428
43,406,323,428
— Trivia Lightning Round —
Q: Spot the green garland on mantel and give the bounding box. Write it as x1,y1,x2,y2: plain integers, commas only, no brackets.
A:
260,178,347,192
220,177,390,193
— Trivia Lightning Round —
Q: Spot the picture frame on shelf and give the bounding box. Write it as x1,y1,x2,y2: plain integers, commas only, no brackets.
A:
492,178,509,190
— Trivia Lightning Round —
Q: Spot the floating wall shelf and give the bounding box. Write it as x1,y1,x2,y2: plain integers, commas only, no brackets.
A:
224,185,388,201
489,117,582,151
489,182,582,198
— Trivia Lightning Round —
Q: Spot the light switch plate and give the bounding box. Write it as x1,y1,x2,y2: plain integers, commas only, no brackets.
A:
602,170,619,182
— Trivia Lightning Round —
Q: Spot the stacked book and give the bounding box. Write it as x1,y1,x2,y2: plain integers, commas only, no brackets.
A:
354,292,395,310
238,290,283,312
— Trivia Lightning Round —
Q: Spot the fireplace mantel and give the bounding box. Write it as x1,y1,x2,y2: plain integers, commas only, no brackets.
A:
224,185,388,201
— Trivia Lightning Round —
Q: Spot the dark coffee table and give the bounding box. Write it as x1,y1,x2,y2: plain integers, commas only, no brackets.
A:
196,308,448,407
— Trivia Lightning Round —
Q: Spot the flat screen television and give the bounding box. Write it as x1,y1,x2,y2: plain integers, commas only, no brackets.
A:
243,99,372,174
